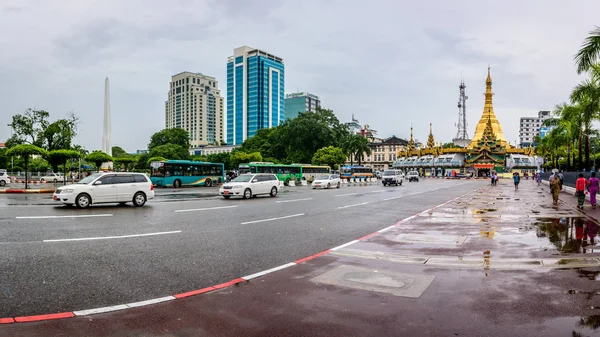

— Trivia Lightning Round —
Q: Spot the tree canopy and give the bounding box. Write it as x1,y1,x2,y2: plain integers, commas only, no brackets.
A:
148,128,190,150
312,146,347,169
230,151,262,169
6,144,47,189
7,109,79,152
85,151,113,170
111,146,129,158
149,143,189,160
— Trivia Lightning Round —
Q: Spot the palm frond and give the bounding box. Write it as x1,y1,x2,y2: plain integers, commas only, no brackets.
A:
575,26,600,74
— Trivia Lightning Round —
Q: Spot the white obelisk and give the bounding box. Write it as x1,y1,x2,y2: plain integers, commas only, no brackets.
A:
102,77,112,156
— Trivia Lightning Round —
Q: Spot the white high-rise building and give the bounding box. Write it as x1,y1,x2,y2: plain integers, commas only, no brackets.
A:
165,72,224,148
519,110,551,148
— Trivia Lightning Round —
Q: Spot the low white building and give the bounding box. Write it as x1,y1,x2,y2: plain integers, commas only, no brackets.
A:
190,145,238,156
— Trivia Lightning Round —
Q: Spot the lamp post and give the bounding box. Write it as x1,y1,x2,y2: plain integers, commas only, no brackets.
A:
7,124,13,172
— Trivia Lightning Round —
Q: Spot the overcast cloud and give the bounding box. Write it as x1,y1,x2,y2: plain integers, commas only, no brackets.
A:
1,0,598,152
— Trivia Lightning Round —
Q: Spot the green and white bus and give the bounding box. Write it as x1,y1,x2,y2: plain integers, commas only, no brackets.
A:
150,160,224,188
238,162,330,185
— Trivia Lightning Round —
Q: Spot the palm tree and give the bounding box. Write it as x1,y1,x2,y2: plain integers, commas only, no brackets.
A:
571,64,600,170
354,136,372,165
341,133,360,165
547,103,581,170
575,26,600,74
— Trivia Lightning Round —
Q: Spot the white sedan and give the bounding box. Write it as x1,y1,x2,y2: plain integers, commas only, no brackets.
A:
312,174,341,189
40,173,66,183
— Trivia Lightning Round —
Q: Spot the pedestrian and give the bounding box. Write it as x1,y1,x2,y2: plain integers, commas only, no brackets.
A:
589,172,599,208
558,171,564,190
535,172,541,186
490,172,495,186
575,173,590,209
513,172,520,190
70,170,75,184
493,172,498,186
550,174,561,205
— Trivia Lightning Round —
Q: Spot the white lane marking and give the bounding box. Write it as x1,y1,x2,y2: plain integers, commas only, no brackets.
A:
125,296,175,308
369,190,386,193
338,202,369,209
74,305,129,316
16,214,113,219
378,225,397,233
241,213,304,225
242,262,297,280
335,192,359,197
330,240,360,251
43,230,182,243
276,198,314,204
175,205,238,213
383,195,404,201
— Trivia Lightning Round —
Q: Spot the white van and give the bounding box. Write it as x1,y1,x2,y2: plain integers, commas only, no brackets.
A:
382,169,404,186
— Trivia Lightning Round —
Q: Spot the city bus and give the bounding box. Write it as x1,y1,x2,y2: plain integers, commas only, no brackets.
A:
150,160,225,188
297,164,331,182
340,165,374,182
239,162,303,185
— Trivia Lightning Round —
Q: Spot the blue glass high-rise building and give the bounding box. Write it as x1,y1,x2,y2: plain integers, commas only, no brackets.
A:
227,46,285,145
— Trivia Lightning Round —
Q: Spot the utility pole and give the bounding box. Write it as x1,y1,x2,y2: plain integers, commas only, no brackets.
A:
7,124,13,172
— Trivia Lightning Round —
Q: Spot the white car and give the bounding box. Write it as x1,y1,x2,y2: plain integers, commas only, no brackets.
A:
53,172,155,208
0,171,10,186
40,172,66,183
407,171,420,182
381,169,403,186
219,173,280,199
312,174,341,189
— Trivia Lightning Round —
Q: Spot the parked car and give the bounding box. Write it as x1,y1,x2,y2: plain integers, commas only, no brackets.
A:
406,171,420,182
219,173,279,199
0,171,10,186
382,169,404,186
374,171,382,179
312,174,341,189
40,172,66,183
53,172,154,208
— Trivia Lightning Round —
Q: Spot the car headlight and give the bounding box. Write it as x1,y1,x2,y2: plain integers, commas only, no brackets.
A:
233,185,243,189
63,189,75,193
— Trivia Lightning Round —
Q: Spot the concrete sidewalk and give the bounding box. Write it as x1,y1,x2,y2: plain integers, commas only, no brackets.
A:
3,180,600,336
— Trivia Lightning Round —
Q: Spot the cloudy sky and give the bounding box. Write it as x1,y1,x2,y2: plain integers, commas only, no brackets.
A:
1,0,599,152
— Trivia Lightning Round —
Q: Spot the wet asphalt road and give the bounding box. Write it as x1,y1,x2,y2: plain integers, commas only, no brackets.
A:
0,179,479,317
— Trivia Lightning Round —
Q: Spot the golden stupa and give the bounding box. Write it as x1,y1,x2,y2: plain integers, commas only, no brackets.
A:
468,67,510,149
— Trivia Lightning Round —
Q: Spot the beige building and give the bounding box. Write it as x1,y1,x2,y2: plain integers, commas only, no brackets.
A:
165,72,224,148
346,136,408,171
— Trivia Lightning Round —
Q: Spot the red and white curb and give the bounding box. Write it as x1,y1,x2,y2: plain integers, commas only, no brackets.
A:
0,187,481,325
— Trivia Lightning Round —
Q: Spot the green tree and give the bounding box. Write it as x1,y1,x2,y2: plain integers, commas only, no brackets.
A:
575,26,600,74
147,156,167,166
353,136,372,165
148,128,190,150
113,157,138,171
149,143,189,160
6,144,47,189
47,149,81,184
40,113,79,151
0,148,7,170
85,151,113,170
205,152,233,170
312,146,347,169
441,142,458,149
7,109,50,147
111,146,129,158
230,151,262,169
570,64,600,170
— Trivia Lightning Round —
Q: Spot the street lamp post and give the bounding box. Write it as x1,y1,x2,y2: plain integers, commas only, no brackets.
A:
6,124,13,172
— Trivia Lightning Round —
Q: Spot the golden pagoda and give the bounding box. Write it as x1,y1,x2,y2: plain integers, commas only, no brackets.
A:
468,67,510,149
426,123,435,148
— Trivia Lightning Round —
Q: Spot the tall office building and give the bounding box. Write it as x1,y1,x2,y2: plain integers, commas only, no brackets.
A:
227,46,285,146
519,110,551,147
284,92,320,120
165,72,224,148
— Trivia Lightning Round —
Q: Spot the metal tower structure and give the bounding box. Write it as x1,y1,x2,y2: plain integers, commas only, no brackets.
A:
452,80,470,147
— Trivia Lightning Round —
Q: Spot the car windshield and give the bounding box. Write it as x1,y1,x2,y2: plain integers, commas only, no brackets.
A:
232,175,253,182
383,170,395,176
77,173,103,184
409,172,418,175
316,174,330,180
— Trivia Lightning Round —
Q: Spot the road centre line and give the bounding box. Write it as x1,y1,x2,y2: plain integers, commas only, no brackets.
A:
241,213,304,225
43,230,182,243
16,214,113,219
335,192,359,197
338,202,369,209
174,205,238,213
369,190,386,193
276,198,314,203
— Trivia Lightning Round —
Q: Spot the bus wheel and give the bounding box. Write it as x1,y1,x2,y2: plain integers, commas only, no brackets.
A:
173,179,181,188
205,178,213,187
285,178,290,186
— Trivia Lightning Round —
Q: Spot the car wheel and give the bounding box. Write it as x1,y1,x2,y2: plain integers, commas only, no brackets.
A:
270,187,278,197
243,188,252,199
40,178,45,183
133,192,146,207
337,182,340,188
174,179,181,188
0,180,5,187
205,178,213,187
327,183,331,189
53,179,58,183
223,196,231,199
75,193,91,209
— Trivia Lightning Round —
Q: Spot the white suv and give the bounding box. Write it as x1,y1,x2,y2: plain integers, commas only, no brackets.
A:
0,171,10,186
53,172,155,208
219,173,280,199
407,171,420,182
382,169,404,186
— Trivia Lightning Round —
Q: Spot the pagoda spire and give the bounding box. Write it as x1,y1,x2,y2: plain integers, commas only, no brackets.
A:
468,67,509,149
427,123,435,148
407,126,416,152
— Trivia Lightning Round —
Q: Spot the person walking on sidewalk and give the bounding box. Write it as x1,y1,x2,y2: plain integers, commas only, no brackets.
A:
576,173,590,209
550,174,561,205
558,171,564,190
589,172,599,208
513,172,520,190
